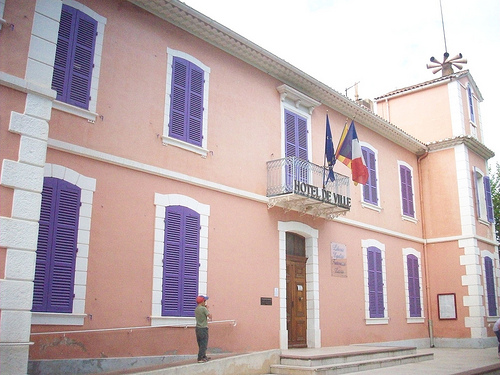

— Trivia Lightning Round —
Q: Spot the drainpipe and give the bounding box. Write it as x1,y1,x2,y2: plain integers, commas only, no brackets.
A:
418,151,434,347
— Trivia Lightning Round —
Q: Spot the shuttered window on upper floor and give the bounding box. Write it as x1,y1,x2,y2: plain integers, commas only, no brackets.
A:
362,146,378,206
168,57,204,147
52,4,97,110
474,168,494,224
400,165,414,218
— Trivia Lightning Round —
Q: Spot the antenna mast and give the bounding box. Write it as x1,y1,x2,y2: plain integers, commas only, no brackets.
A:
439,0,448,53
426,0,467,76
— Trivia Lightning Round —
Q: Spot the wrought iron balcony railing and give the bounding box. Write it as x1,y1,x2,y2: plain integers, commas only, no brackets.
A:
266,156,351,218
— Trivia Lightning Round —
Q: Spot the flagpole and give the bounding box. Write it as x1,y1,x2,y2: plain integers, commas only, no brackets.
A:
323,113,328,189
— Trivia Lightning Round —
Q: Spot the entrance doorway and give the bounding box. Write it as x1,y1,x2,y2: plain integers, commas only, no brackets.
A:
286,232,307,348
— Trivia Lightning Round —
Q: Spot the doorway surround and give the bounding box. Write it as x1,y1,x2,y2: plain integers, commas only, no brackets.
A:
278,221,320,349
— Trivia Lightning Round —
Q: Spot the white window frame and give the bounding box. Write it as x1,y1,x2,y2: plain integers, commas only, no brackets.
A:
360,142,380,212
474,167,491,225
277,85,319,162
467,83,477,138
52,0,107,122
151,193,210,327
402,248,425,323
397,160,417,223
31,164,96,326
163,48,210,157
481,250,499,318
362,239,388,324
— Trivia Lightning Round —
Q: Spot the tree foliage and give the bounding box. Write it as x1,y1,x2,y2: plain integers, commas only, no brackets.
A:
489,162,500,245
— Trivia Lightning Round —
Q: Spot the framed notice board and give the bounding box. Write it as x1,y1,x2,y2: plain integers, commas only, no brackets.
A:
438,293,457,320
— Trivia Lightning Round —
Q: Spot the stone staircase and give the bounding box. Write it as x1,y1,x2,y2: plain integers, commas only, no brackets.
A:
267,346,434,375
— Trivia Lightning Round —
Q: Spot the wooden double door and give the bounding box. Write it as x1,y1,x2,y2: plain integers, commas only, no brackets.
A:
286,233,307,348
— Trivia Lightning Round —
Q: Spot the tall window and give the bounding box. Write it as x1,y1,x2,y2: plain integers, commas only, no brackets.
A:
285,109,309,185
399,163,415,218
367,246,384,318
52,4,97,110
162,206,200,317
362,146,378,206
474,168,494,223
168,57,204,146
484,256,497,317
407,254,422,317
467,84,476,124
33,177,81,313
163,49,210,155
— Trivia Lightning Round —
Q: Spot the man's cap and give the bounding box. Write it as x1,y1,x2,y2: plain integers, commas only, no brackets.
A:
196,295,209,304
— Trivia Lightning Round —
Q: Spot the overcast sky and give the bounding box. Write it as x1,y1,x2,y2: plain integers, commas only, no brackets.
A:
182,0,500,167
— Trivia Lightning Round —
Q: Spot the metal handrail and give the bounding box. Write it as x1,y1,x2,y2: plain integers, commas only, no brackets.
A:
30,319,237,335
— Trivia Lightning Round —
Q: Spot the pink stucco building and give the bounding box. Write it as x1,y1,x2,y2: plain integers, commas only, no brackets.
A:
0,1,497,373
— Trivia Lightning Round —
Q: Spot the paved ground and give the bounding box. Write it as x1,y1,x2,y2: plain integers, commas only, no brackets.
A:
345,346,499,375
95,346,500,374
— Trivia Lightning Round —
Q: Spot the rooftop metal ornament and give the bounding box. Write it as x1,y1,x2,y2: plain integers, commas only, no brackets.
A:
426,52,467,76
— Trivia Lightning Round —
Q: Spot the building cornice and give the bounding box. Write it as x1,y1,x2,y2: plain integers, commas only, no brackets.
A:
128,0,427,155
427,135,495,160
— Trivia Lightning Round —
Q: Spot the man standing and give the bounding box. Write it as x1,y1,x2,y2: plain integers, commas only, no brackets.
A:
195,295,212,363
494,317,500,358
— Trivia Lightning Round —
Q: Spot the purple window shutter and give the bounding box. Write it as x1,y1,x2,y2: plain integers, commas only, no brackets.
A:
284,110,297,158
297,116,308,161
169,57,204,146
362,147,377,205
297,115,308,183
484,176,494,223
485,257,497,316
368,247,384,318
163,208,182,316
284,110,296,188
33,177,81,313
468,86,475,123
407,255,421,317
187,65,204,146
474,170,481,218
67,10,97,108
181,211,200,315
284,110,308,185
170,58,188,141
400,165,414,217
52,5,97,109
33,178,57,311
52,6,74,101
162,206,200,317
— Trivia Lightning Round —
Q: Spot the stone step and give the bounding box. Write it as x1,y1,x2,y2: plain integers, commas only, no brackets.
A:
270,347,434,375
280,346,418,367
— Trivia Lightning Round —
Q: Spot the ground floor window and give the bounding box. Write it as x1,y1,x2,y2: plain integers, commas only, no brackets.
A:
151,194,210,325
162,205,200,317
33,177,81,313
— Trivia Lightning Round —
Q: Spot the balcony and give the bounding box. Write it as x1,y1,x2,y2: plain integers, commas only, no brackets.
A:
266,156,351,219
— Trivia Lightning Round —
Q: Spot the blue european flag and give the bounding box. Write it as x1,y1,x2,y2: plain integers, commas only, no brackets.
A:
324,114,336,184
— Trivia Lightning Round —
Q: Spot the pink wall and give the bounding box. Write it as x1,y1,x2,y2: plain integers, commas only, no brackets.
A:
377,84,453,144
0,1,34,77
426,241,470,338
27,0,432,358
1,0,493,363
420,150,462,238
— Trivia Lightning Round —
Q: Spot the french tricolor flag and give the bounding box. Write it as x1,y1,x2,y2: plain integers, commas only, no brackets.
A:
335,120,369,185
